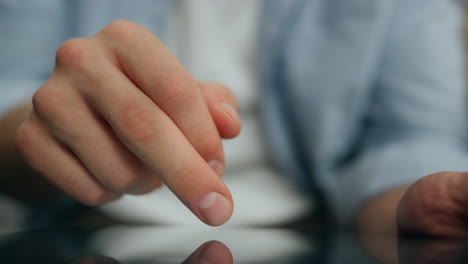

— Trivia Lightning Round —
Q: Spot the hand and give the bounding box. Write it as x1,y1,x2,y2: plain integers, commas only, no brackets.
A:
397,171,468,237
357,171,468,237
15,20,241,226
357,171,468,263
182,241,233,264
67,241,232,264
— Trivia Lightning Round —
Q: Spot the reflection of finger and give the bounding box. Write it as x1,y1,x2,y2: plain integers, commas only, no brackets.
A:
16,114,121,205
182,240,233,264
69,255,120,264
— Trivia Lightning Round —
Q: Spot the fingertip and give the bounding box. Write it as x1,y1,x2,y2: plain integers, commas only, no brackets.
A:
199,81,241,139
219,102,240,123
198,192,234,226
216,102,242,139
208,159,224,177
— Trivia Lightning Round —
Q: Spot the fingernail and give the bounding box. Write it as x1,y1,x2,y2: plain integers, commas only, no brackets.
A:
208,160,224,176
220,103,240,124
199,192,232,226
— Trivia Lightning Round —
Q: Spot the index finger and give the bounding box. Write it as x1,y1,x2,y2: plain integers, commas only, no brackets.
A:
97,20,225,175
74,37,233,226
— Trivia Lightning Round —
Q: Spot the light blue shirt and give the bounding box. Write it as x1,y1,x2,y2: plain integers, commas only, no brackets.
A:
0,0,466,226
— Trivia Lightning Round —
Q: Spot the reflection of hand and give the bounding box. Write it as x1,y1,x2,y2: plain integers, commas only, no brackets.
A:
182,241,233,264
68,241,232,264
16,20,241,226
397,171,468,237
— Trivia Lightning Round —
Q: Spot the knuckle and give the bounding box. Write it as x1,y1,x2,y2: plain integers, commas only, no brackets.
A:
31,87,49,117
55,38,94,70
101,20,143,43
32,86,63,121
119,103,162,145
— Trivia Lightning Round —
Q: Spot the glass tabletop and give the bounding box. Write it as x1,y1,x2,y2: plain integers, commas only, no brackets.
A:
1,226,467,263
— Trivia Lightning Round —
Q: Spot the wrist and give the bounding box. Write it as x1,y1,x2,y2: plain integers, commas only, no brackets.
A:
355,185,410,234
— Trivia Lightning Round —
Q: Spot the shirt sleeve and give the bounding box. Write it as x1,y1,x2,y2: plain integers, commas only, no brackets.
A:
333,0,468,225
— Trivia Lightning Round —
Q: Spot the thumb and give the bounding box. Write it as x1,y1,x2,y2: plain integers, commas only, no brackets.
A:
198,81,242,139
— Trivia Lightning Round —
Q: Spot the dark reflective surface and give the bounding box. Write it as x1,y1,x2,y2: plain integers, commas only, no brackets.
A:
1,226,468,263
398,236,468,263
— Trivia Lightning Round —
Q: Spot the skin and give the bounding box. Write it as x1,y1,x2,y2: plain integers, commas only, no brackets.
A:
1,21,467,233
356,171,468,238
13,20,241,226
66,241,232,264
355,185,410,235
0,102,61,200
